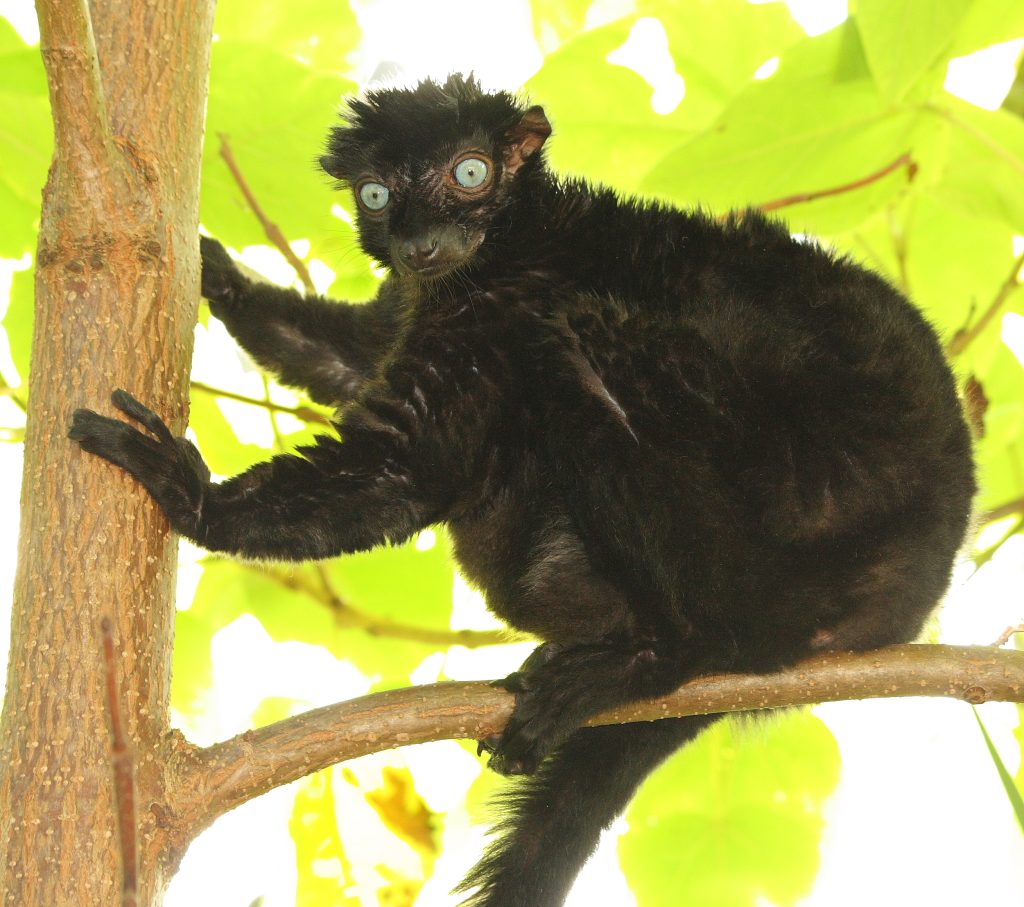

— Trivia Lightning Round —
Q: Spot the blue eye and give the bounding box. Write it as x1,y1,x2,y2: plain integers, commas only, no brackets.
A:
358,181,389,212
453,157,489,189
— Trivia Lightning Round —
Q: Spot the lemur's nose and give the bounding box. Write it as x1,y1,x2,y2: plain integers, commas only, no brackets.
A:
398,237,439,270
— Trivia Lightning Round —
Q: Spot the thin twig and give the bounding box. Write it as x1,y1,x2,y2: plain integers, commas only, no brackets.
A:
217,133,316,293
993,624,1024,647
757,152,916,214
169,644,1024,835
190,380,333,427
887,207,911,297
947,249,1024,357
259,563,517,648
262,374,287,450
0,376,27,414
986,496,1024,522
100,617,137,907
973,516,1023,571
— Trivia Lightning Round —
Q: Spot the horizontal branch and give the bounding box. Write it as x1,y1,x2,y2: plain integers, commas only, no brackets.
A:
190,380,334,426
171,644,1024,834
259,563,518,648
757,152,915,214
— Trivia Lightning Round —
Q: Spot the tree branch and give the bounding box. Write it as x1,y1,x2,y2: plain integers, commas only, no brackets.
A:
0,374,27,414
169,644,1024,834
217,133,316,293
757,152,916,214
947,248,1024,356
36,0,117,186
190,380,334,426
258,562,518,648
987,495,1024,522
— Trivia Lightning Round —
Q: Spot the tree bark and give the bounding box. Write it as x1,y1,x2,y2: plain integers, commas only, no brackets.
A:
164,643,1024,840
0,0,213,903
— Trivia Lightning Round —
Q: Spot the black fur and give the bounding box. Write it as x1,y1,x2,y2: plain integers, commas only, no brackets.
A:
69,74,975,906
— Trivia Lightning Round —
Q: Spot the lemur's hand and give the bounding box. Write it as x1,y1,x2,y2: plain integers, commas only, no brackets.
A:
69,390,211,540
200,235,249,313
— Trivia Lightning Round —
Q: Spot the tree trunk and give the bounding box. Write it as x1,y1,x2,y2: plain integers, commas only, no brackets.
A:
0,0,213,902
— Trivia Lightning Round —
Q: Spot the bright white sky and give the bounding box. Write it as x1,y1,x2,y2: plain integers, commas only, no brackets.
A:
0,1,1023,906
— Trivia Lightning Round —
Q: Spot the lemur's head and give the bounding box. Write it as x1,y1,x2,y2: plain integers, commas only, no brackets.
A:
320,74,550,279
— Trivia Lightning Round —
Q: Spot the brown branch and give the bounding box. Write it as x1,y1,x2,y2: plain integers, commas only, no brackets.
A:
757,152,916,214
973,516,1023,570
169,644,1024,833
190,380,334,426
986,496,1024,522
35,0,117,187
100,618,137,907
217,133,316,293
993,625,1024,647
262,374,287,451
947,248,1024,357
889,207,912,297
0,376,27,414
258,563,517,648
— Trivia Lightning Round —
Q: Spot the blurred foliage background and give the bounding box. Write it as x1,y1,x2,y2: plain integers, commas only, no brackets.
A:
1,0,1023,905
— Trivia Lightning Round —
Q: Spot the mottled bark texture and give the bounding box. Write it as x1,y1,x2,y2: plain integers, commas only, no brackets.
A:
168,644,1024,835
0,0,213,903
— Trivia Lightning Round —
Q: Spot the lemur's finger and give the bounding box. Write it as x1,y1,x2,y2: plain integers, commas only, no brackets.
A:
110,390,176,445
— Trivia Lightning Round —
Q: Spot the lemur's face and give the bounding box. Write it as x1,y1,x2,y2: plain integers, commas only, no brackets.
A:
319,76,549,280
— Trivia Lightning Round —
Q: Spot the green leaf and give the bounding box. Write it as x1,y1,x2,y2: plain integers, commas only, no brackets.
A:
289,770,361,907
188,388,275,477
855,0,972,102
643,23,920,233
928,100,1024,234
201,42,368,291
974,387,1024,512
2,265,32,386
0,45,51,257
647,0,804,132
903,197,1018,337
322,528,455,634
972,707,1024,834
180,542,457,701
621,712,840,907
526,20,691,194
0,16,28,53
172,604,221,716
213,0,360,73
948,0,1024,58
530,0,597,51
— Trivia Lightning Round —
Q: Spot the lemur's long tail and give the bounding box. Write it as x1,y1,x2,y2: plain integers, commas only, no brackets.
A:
456,714,723,907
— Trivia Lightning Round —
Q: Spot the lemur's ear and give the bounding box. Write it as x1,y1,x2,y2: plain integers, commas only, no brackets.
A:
503,106,551,176
320,154,344,180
